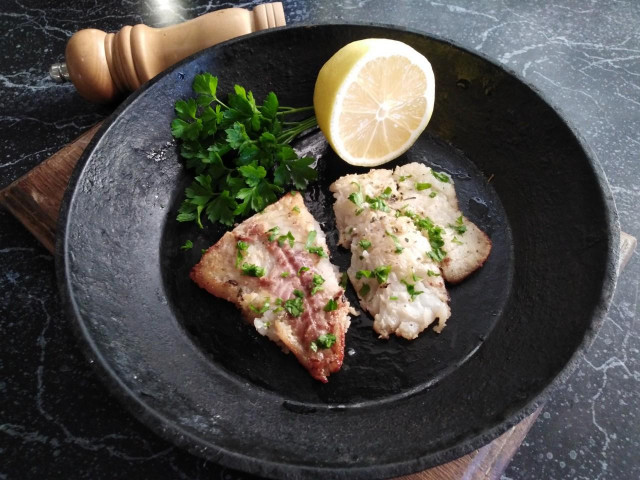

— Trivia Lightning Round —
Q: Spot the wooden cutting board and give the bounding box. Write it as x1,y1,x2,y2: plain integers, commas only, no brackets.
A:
0,126,636,480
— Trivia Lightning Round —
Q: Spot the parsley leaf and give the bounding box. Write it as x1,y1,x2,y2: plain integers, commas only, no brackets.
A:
241,263,265,277
358,239,372,250
427,270,441,277
448,215,467,235
311,274,325,295
411,215,447,262
235,240,249,267
401,280,424,301
355,269,372,279
310,333,336,352
416,182,432,191
365,194,389,212
385,231,404,253
373,265,391,284
249,299,270,314
359,283,371,297
432,170,450,183
180,240,193,250
284,295,304,317
340,272,348,289
267,226,280,241
324,299,338,312
298,266,310,275
277,231,295,247
305,230,327,257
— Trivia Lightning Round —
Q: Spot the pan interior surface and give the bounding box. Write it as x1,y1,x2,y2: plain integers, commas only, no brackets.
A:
163,129,513,406
58,25,618,480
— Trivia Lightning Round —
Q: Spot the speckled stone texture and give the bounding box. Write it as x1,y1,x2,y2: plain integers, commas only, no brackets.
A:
0,1,638,480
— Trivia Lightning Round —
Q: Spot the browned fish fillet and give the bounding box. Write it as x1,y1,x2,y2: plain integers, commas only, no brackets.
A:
191,193,351,382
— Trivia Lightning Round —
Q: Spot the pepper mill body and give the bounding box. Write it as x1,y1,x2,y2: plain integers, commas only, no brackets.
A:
51,3,285,103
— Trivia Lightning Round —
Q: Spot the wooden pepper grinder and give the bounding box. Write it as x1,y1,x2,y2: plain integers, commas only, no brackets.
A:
49,2,285,103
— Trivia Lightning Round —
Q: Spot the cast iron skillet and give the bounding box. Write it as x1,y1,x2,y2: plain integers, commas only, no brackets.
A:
56,24,619,479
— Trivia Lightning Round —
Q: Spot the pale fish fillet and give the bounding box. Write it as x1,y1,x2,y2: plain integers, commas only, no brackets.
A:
191,193,351,383
392,162,492,283
330,162,492,339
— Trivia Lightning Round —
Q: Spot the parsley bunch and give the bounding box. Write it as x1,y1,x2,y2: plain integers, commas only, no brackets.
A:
171,73,318,227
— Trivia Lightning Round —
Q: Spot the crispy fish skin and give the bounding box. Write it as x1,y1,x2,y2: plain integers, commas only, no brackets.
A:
330,162,492,339
191,193,351,383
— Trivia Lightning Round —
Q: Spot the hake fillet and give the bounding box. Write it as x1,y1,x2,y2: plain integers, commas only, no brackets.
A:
191,193,351,383
330,162,491,340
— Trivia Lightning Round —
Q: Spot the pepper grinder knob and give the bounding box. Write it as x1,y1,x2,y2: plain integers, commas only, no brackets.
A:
51,2,285,103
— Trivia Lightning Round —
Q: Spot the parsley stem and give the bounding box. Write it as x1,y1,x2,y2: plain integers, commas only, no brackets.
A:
278,116,318,144
213,96,229,109
277,106,315,115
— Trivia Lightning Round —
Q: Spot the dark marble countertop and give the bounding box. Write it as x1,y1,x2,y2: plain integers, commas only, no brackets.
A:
1,1,638,479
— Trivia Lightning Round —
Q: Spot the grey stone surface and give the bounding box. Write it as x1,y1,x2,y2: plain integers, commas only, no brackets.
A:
1,1,638,479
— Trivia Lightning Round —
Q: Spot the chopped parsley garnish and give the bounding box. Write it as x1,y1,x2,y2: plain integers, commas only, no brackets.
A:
431,170,450,183
365,194,389,212
292,206,300,213
307,246,327,257
373,265,391,283
298,266,310,275
401,280,424,301
429,192,437,198
310,333,337,352
356,266,391,284
358,239,372,250
324,299,338,312
293,289,304,298
427,270,441,277
172,74,318,228
311,274,325,295
389,295,399,300
416,182,432,191
267,226,280,241
180,239,193,250
381,186,392,198
398,175,412,182
348,182,364,215
249,299,270,314
305,230,327,257
284,296,304,317
277,231,295,247
355,269,372,279
448,215,467,235
201,249,207,255
385,231,404,253
412,272,421,282
412,215,447,262
339,272,348,289
235,240,249,267
241,263,265,277
452,236,464,245
280,272,291,278
359,283,371,297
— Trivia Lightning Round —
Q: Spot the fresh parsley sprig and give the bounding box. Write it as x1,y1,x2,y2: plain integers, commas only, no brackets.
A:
172,73,318,227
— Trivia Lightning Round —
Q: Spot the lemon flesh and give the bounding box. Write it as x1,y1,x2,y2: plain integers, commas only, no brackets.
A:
314,38,435,167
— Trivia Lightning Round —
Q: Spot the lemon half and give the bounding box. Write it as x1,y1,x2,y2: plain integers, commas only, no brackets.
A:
313,38,435,167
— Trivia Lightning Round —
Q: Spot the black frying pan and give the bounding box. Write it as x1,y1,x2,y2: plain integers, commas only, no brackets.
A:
56,24,619,480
